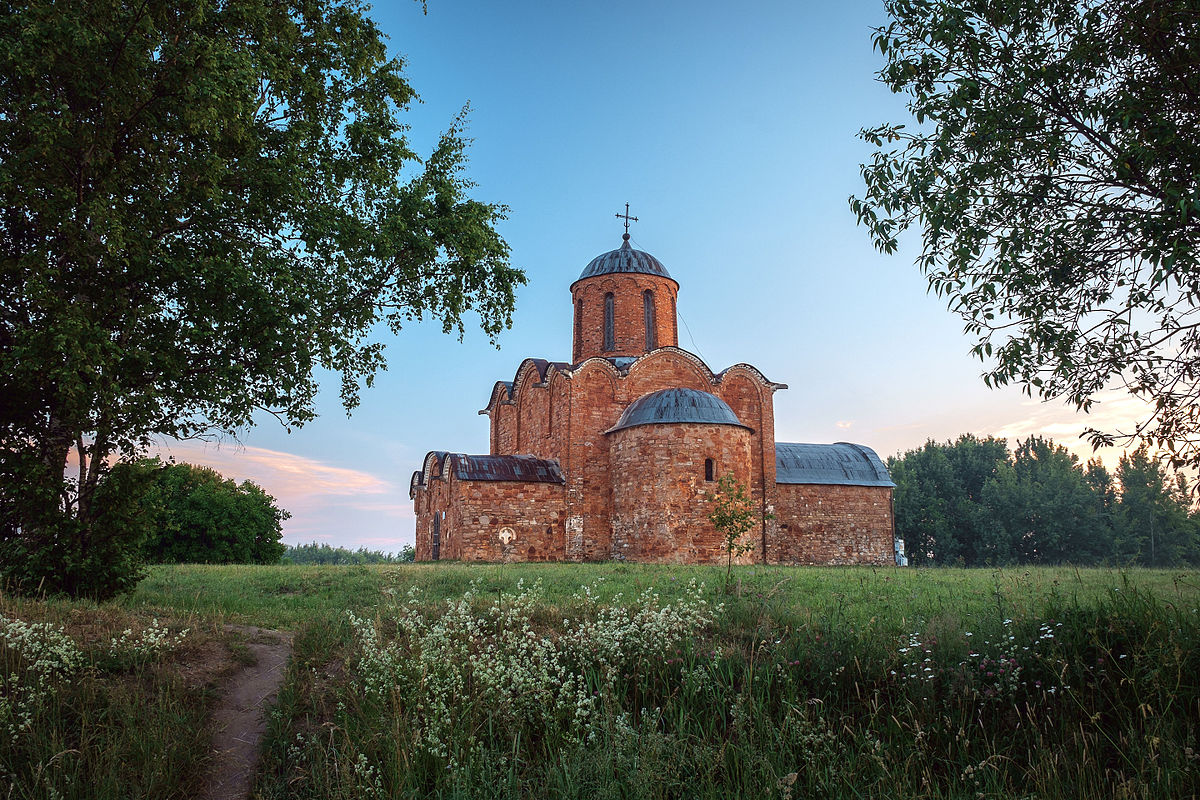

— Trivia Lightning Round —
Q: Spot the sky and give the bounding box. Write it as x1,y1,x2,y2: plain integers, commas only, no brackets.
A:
154,0,1147,552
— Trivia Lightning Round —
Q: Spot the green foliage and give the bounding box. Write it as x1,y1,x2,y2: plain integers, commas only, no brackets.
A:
888,434,1010,565
1114,446,1200,565
134,459,288,565
1,462,152,600
707,474,763,592
0,0,523,598
852,0,1200,468
281,541,412,565
890,435,1200,565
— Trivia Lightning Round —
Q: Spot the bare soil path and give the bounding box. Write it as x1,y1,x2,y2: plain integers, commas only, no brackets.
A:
199,625,293,800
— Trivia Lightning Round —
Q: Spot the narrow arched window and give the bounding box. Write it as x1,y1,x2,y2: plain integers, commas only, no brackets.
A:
644,290,656,350
574,299,583,358
603,292,615,351
705,458,715,482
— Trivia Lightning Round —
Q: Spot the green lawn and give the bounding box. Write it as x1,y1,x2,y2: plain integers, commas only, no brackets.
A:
119,561,1199,631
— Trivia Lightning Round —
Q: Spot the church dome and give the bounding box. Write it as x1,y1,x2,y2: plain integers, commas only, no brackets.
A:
578,235,672,281
607,388,750,433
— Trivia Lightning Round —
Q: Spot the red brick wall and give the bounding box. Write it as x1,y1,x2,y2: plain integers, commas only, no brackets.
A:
562,362,622,560
493,402,517,455
716,370,777,561
454,480,566,562
770,484,894,565
414,461,567,562
609,422,756,564
414,455,456,561
571,274,678,362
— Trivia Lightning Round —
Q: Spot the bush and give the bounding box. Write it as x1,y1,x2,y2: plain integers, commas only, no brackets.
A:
135,459,288,564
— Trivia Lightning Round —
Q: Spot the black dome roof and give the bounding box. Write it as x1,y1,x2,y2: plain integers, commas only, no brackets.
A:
578,236,672,281
607,388,749,433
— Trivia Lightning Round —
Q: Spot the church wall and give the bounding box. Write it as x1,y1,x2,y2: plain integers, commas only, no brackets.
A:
715,373,777,560
415,472,566,562
516,379,551,456
493,402,517,455
609,422,755,564
414,459,457,561
562,364,621,560
620,350,713,401
452,480,567,562
571,274,678,362
770,485,894,565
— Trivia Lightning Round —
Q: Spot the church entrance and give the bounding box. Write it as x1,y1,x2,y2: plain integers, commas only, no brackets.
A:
432,513,441,561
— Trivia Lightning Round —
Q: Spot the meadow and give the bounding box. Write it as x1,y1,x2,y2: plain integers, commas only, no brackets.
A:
2,564,1198,798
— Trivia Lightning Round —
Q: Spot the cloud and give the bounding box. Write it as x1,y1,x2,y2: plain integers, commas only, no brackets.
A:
835,420,854,430
989,389,1153,467
152,442,390,504
148,442,409,549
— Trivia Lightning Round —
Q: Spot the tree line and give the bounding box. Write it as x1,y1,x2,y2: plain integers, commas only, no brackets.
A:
890,435,1200,567
282,542,414,565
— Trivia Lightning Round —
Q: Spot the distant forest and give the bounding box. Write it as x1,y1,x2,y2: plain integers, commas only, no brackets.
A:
890,436,1200,567
281,542,415,565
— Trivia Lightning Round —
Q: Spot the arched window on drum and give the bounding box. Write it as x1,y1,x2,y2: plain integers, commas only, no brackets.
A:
644,290,656,350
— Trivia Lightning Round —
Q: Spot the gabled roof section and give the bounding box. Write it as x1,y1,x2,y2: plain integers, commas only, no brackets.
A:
775,442,895,487
479,358,570,415
568,347,787,391
450,454,565,483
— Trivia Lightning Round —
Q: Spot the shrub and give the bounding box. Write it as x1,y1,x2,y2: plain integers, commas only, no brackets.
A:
136,458,288,564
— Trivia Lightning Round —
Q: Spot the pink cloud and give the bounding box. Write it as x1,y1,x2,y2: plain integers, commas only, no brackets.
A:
151,442,389,501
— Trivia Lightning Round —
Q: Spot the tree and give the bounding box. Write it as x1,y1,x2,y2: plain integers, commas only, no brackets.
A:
135,459,288,564
707,474,761,593
1113,446,1200,565
981,437,1111,563
0,1,523,595
888,434,1010,564
852,0,1200,468
281,541,411,565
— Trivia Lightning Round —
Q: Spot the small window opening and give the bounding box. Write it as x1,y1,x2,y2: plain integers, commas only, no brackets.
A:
705,458,715,482
603,292,615,351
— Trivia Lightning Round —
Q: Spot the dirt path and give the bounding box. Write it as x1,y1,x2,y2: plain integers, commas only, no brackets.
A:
200,626,294,800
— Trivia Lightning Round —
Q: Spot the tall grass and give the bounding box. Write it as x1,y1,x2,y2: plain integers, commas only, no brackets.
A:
0,600,243,800
253,568,1200,799
4,565,1198,798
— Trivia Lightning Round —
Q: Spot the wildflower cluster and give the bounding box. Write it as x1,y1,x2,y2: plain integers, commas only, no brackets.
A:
0,615,84,744
960,618,1064,701
896,629,937,684
893,618,1068,704
347,578,717,763
108,618,189,667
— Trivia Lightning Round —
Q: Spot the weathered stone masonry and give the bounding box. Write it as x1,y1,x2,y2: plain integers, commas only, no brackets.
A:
411,231,896,565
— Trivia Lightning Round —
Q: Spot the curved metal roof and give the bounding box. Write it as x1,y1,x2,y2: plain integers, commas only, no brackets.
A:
775,442,895,487
577,235,672,281
607,388,751,434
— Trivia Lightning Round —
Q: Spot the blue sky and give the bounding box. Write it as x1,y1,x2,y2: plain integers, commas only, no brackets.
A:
155,0,1144,552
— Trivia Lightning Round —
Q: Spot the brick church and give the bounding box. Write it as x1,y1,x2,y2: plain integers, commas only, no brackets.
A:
411,221,896,565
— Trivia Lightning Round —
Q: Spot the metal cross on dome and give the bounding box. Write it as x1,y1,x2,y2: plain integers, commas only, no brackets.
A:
615,202,638,237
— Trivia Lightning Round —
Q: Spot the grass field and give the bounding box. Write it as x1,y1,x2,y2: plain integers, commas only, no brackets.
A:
3,564,1199,798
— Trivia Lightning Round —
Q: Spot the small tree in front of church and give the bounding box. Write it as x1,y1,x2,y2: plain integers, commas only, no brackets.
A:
708,474,763,594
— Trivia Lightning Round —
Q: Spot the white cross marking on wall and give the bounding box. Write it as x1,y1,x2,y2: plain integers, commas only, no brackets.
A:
498,527,516,545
